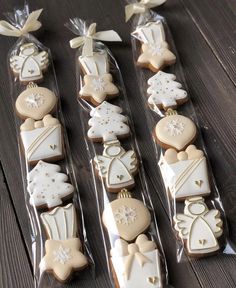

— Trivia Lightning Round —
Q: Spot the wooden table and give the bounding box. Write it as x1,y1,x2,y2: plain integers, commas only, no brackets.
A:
0,0,235,287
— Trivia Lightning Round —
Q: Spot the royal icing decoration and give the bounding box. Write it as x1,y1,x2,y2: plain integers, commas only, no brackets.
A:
27,161,74,209
147,71,188,110
40,204,77,240
79,74,119,105
174,197,223,256
87,101,130,142
15,84,57,120
40,238,88,282
10,43,49,83
102,190,151,241
111,235,162,288
155,113,197,150
159,145,211,200
94,140,138,192
78,51,109,75
20,115,63,163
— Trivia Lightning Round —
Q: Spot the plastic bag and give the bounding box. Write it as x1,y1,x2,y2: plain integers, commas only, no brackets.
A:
66,18,171,288
0,5,94,287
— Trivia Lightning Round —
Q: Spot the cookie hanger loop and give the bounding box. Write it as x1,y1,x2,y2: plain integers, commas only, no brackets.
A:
118,189,132,199
26,82,38,89
165,108,178,116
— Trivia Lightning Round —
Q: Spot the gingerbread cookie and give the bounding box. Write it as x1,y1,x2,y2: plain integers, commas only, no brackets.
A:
147,71,188,110
111,235,162,288
87,101,130,142
79,74,119,106
102,190,151,241
20,114,64,164
15,83,57,120
94,140,138,192
10,43,49,84
159,145,211,201
154,113,197,151
174,197,223,256
27,161,74,209
78,51,109,75
40,204,88,282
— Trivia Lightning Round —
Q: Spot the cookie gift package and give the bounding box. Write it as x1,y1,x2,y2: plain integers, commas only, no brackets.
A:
124,0,236,261
66,18,172,288
0,5,94,287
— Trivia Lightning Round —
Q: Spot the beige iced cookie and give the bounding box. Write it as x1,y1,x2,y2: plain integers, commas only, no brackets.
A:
102,190,151,241
78,51,109,75
154,114,197,151
79,74,119,106
15,84,57,120
10,43,49,84
174,197,223,257
137,42,176,72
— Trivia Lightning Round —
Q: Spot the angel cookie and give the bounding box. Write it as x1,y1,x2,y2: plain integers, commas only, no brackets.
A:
174,197,223,256
147,71,188,110
87,101,130,142
10,43,49,84
79,51,119,105
40,204,88,282
27,161,74,209
159,145,210,201
20,114,64,164
94,140,138,192
111,235,162,288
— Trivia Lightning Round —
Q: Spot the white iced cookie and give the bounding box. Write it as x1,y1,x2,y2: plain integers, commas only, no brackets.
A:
154,114,197,151
147,71,188,110
102,190,151,241
78,51,109,75
27,161,74,209
79,74,119,106
159,145,210,200
10,43,49,83
174,197,223,256
111,235,162,288
20,114,64,164
87,101,130,142
15,84,57,120
94,140,138,192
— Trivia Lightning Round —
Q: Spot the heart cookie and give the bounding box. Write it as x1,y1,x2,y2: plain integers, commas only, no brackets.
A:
102,190,151,241
154,114,197,151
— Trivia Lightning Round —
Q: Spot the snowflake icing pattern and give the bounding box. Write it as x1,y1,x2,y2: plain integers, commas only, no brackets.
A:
92,78,106,91
53,245,72,264
150,45,164,56
26,93,45,108
165,119,185,136
114,205,137,225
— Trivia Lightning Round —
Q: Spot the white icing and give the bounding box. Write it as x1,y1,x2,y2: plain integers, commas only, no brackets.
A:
53,245,72,264
27,161,74,208
94,140,138,190
131,21,165,44
88,102,130,141
114,205,137,225
164,119,185,136
111,250,162,288
79,51,108,75
147,71,188,109
26,93,45,108
20,124,63,162
40,204,77,240
92,77,106,91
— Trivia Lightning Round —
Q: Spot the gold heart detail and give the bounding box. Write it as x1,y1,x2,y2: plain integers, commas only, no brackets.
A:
195,180,203,187
50,144,57,150
199,239,206,245
117,175,124,181
147,276,158,285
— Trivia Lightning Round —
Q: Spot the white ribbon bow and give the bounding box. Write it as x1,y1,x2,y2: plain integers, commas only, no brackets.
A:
125,0,166,22
0,9,43,37
69,23,122,57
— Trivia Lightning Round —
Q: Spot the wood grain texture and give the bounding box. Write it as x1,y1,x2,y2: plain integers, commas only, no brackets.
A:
0,0,235,287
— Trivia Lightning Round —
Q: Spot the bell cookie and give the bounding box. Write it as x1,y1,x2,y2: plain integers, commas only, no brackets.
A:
87,101,130,142
154,114,197,151
147,71,188,110
20,114,64,164
111,235,162,288
174,197,223,257
159,145,211,201
15,84,57,120
27,161,74,209
10,43,49,84
102,191,151,241
94,140,138,192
